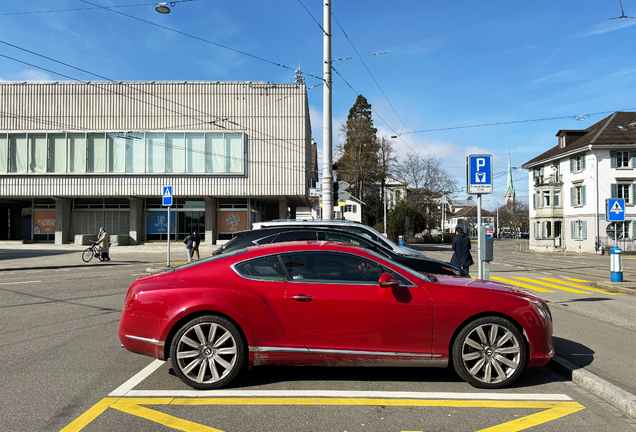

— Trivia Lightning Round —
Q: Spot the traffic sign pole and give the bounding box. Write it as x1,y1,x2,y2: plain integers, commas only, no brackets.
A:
478,195,482,280
167,206,171,267
163,186,173,267
467,155,493,280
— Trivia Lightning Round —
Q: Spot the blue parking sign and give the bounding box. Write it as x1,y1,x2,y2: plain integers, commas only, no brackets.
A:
467,154,493,194
162,186,173,206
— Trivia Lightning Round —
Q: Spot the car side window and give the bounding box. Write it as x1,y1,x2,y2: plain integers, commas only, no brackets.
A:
281,252,383,284
274,231,318,243
321,232,367,247
234,256,287,281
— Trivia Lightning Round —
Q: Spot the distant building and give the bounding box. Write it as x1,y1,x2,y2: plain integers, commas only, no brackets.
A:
504,154,516,208
522,111,636,253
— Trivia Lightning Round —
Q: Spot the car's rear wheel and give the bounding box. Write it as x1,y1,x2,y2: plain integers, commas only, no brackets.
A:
170,315,246,390
452,316,527,389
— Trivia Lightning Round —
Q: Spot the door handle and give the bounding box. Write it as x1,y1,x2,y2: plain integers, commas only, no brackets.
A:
290,295,313,302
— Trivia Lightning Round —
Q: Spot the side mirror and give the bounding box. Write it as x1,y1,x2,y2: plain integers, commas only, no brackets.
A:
379,272,399,289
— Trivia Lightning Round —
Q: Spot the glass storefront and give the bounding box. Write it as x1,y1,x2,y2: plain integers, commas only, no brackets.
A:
145,198,205,242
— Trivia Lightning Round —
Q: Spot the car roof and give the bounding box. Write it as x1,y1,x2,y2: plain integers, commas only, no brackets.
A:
245,240,367,255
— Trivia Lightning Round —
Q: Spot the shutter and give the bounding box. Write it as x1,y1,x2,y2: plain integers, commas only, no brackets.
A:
571,221,575,239
570,158,574,173
570,187,575,206
633,184,636,205
610,151,617,168
632,152,636,168
611,183,618,198
540,166,544,178
542,222,546,238
581,185,586,206
633,221,636,240
533,194,536,209
582,221,587,239
581,155,586,171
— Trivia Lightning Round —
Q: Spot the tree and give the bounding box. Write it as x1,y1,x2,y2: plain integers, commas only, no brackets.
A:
496,201,529,236
364,136,397,228
395,152,458,234
386,200,426,242
336,95,381,203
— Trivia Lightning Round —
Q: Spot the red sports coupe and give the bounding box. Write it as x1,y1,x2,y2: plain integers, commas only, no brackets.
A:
118,241,554,389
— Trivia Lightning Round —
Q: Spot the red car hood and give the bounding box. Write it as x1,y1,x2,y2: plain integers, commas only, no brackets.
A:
432,274,540,301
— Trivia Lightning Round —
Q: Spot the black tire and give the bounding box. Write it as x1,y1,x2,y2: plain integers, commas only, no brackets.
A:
82,248,94,263
170,315,246,390
452,316,527,389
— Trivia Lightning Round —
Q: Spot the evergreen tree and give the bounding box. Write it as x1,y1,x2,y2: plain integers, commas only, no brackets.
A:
336,95,381,204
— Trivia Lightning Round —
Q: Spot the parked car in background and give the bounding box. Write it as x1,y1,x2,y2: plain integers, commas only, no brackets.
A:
119,241,554,391
213,227,468,277
252,219,424,258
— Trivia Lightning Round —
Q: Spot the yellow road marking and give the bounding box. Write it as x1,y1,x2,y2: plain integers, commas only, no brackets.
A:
539,278,625,295
59,398,117,432
513,277,591,294
565,278,590,283
61,397,585,432
490,276,555,293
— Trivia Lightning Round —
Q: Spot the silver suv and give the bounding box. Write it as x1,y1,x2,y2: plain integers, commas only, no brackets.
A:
251,219,425,258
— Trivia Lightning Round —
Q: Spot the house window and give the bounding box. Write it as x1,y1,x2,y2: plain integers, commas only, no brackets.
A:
344,205,357,213
611,183,632,204
571,220,587,240
554,189,561,207
543,190,550,207
571,184,586,207
559,135,566,148
617,151,630,168
570,155,586,173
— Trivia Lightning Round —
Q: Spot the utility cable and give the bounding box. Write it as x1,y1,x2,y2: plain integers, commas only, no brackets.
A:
77,0,323,82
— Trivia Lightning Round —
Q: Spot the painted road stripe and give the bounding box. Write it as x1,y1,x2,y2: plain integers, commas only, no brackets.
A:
490,276,555,293
0,280,41,285
539,278,625,295
119,389,573,401
513,277,591,294
62,397,584,432
565,278,590,282
109,359,165,397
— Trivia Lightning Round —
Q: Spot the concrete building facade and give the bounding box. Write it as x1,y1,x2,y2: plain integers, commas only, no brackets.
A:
0,81,316,244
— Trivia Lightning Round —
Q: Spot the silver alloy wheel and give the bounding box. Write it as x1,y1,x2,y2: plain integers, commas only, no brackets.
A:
175,322,238,385
460,322,522,385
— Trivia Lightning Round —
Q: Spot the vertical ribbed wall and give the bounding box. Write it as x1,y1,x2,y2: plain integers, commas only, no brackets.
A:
0,81,311,198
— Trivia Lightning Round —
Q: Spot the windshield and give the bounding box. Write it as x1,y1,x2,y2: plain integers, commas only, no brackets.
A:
364,249,433,283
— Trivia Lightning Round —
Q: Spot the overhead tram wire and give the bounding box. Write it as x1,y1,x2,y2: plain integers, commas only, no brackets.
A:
77,0,323,83
0,1,204,16
331,11,425,161
332,15,635,62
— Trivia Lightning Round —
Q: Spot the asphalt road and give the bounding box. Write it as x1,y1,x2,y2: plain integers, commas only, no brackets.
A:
1,241,635,432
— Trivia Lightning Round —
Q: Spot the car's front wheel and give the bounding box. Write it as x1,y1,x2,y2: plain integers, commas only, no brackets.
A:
452,316,527,389
170,315,246,390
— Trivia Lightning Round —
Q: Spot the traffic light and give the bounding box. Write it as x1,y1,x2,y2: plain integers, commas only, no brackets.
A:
333,181,339,205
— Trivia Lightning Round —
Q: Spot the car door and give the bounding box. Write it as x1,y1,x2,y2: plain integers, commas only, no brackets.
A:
282,251,434,356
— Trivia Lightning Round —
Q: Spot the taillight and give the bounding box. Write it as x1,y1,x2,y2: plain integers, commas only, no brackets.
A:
124,290,137,310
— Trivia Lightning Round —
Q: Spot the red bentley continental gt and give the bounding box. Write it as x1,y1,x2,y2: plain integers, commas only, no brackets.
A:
118,241,554,389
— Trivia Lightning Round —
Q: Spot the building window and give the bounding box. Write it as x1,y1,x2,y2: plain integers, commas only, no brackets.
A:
611,183,632,204
570,220,587,240
570,155,586,173
570,184,586,207
617,151,630,168
554,189,561,207
543,190,550,207
559,135,566,148
0,131,246,175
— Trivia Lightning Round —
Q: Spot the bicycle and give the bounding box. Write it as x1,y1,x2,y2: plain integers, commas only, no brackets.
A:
82,240,102,263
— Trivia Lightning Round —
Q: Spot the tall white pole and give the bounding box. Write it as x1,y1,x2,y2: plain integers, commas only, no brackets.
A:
441,194,445,243
478,194,482,279
167,205,171,267
321,0,333,220
383,184,387,236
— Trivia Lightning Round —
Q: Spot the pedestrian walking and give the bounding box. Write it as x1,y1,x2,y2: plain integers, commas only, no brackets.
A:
96,227,110,262
191,231,201,260
184,233,194,262
450,226,473,276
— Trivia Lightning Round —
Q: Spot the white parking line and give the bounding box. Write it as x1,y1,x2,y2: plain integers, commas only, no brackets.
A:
120,388,573,401
110,361,573,401
109,359,165,396
0,280,41,285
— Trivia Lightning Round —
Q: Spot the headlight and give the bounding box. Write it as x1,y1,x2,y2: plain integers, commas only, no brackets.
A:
531,300,551,322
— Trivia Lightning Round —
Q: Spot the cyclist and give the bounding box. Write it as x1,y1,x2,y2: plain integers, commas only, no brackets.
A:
96,227,110,262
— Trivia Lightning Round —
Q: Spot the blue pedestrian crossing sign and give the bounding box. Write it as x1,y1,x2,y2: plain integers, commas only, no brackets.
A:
162,186,173,206
607,198,625,222
466,154,493,194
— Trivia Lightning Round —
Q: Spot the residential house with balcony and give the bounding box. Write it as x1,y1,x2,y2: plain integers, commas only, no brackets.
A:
522,111,636,253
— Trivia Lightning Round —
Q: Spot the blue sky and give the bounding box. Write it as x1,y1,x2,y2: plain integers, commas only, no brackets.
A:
1,0,635,209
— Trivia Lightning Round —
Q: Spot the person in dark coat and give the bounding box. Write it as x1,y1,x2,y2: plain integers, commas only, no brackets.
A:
450,226,474,276
191,231,201,260
184,233,194,262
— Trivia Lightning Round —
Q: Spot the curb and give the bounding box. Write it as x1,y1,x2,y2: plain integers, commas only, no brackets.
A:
549,355,636,418
595,282,636,296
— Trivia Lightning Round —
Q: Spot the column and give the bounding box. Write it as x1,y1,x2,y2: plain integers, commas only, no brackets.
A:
204,197,217,245
128,197,144,245
279,197,288,220
54,198,72,244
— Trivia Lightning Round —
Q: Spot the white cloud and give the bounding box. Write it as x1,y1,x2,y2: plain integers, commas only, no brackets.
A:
19,70,53,81
585,19,636,36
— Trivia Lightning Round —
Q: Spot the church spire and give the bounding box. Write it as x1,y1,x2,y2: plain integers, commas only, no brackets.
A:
504,153,515,207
